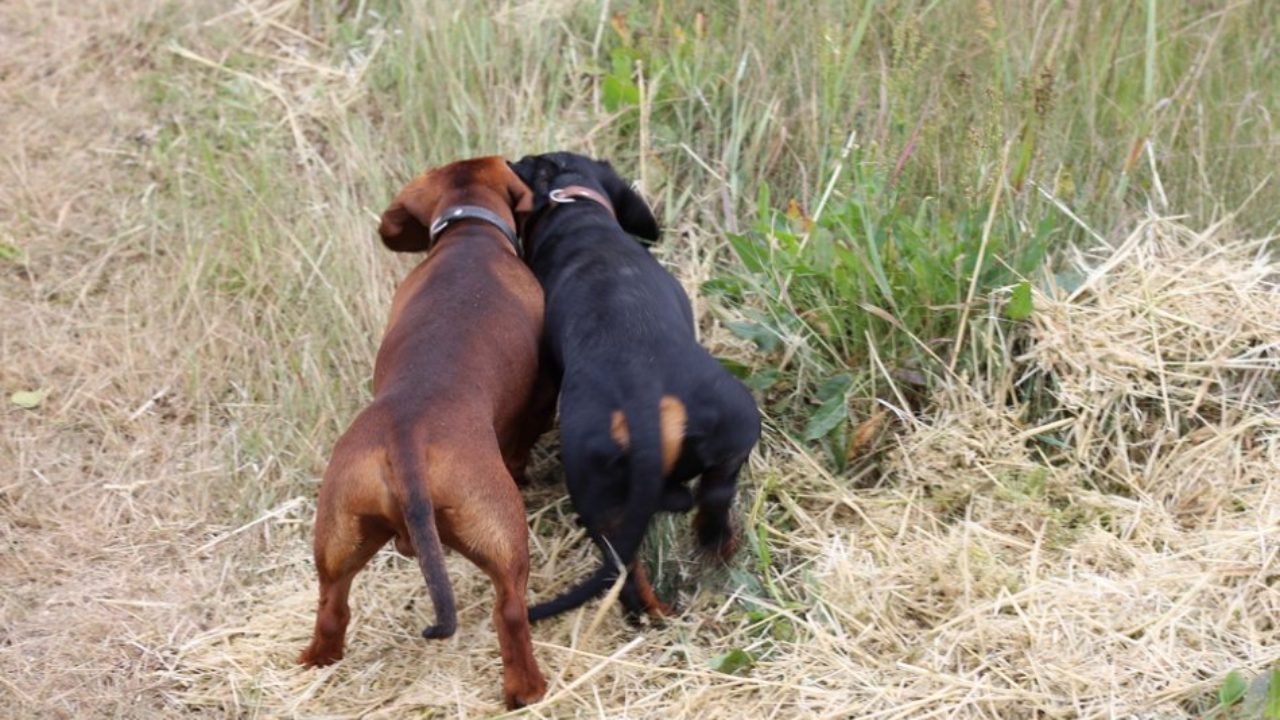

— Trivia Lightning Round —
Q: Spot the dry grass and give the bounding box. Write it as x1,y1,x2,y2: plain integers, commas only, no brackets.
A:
2,1,1278,718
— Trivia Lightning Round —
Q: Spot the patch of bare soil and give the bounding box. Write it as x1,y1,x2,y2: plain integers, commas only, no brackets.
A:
0,2,223,716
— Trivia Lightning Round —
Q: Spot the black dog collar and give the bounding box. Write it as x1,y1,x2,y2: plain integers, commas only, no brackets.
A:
428,205,521,257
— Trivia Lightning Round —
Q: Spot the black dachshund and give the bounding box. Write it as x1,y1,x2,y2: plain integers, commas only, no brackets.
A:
510,152,760,621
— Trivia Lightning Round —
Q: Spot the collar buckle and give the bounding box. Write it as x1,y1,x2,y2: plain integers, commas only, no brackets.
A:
548,188,576,204
548,185,615,216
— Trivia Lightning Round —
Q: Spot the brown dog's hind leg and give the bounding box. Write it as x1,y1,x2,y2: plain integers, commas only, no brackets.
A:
300,442,395,668
444,477,547,709
300,514,392,667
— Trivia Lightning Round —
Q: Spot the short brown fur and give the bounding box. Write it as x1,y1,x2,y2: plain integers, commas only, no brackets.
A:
298,157,554,709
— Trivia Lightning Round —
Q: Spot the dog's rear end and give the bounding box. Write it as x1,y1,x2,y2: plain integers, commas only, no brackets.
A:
510,152,761,621
299,157,553,708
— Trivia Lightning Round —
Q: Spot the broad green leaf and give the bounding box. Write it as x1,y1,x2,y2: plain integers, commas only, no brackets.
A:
815,373,854,401
744,369,780,392
803,392,847,440
10,390,46,409
602,74,639,112
1243,669,1280,719
717,357,751,379
1219,669,1247,707
725,320,779,353
1006,280,1033,320
726,232,768,274
701,276,745,297
610,47,634,76
0,242,22,261
707,648,754,675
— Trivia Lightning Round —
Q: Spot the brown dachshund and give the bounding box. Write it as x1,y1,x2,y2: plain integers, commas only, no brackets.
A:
298,156,554,709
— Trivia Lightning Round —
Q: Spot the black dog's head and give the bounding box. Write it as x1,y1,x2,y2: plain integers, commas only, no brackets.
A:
508,152,660,243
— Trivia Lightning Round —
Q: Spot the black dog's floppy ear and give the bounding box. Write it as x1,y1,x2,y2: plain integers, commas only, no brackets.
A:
507,157,537,190
507,157,547,216
595,162,660,243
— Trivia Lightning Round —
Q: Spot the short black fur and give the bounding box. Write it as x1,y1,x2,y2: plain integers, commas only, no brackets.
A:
509,152,760,622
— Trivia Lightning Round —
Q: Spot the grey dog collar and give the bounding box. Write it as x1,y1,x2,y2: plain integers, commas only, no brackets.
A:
428,205,521,257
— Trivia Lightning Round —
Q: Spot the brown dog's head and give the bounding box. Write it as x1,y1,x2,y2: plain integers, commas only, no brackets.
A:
507,152,660,244
378,156,534,253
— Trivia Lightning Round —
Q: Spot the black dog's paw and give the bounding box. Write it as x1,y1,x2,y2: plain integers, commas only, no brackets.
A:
660,486,694,513
621,600,675,627
623,606,645,628
694,516,738,563
421,624,451,640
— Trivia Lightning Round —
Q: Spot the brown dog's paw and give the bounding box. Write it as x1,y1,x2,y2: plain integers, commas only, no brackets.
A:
298,644,343,668
504,675,547,710
627,562,675,623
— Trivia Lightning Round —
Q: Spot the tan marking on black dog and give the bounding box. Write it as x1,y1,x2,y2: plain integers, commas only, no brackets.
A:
610,410,630,450
630,561,673,618
608,395,687,476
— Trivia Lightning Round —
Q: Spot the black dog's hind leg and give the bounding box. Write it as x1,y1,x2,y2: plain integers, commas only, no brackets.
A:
579,521,654,622
660,483,694,512
693,453,748,560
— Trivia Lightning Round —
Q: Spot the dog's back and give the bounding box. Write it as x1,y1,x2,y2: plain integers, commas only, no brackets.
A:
375,234,544,422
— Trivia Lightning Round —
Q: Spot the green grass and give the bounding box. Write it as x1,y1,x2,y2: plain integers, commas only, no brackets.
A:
139,1,1278,486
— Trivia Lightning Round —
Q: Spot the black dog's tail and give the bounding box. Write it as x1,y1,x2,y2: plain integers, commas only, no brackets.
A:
393,438,458,639
528,394,665,621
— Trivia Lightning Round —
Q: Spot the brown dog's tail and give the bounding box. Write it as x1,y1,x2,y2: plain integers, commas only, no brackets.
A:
528,393,665,621
393,439,458,639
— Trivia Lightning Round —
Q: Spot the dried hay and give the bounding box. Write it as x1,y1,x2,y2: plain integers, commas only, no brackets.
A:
1030,218,1279,418
866,216,1280,717
148,215,1279,718
1025,217,1280,526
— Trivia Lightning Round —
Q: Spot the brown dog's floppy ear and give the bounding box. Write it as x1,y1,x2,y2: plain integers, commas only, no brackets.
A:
595,162,660,243
378,175,439,252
